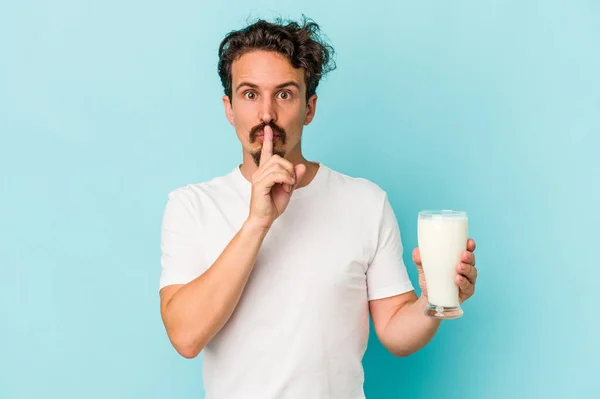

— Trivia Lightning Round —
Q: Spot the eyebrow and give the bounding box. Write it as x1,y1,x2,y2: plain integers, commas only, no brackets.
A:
235,81,300,92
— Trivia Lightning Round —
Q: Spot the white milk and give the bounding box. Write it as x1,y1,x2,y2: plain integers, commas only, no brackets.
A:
417,212,468,308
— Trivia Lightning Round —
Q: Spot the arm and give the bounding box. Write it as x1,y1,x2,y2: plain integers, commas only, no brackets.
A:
365,193,438,357
159,126,307,359
159,218,268,359
370,241,478,357
369,291,440,357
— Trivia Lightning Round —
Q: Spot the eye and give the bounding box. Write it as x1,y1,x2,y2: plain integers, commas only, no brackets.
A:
243,91,257,100
277,91,292,100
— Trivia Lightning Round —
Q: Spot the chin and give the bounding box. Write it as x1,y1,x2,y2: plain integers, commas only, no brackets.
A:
250,148,287,166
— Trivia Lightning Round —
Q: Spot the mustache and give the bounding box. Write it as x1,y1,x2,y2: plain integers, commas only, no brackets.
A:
249,122,287,144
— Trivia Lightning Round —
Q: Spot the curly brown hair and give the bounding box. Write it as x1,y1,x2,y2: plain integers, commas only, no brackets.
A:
217,16,337,103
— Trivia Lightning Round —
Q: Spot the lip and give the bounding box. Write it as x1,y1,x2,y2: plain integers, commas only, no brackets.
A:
257,134,280,142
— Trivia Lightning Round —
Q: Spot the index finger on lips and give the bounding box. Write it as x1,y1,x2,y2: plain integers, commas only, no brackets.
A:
259,125,273,166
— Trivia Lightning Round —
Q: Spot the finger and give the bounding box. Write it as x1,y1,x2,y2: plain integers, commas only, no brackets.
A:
258,155,295,181
292,163,306,190
467,238,476,252
257,163,294,184
455,274,474,296
259,125,273,166
412,248,423,272
461,250,475,266
272,156,296,180
412,247,421,264
456,262,477,285
258,171,295,191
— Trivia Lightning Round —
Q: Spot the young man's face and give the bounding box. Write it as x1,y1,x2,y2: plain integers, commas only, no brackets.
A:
223,50,317,166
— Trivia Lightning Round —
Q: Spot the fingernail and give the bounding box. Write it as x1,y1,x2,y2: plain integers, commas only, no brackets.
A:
461,264,466,272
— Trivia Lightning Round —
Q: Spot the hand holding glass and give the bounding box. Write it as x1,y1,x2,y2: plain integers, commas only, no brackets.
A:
417,210,468,319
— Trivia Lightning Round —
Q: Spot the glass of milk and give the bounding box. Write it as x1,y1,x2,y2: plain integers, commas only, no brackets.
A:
417,210,468,319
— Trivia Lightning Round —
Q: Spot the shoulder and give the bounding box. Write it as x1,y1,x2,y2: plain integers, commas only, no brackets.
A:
322,165,388,206
163,169,239,214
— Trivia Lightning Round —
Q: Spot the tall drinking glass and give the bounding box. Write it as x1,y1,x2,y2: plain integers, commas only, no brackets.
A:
417,210,468,319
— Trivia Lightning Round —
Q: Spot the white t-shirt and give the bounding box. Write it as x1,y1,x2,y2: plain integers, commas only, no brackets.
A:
159,163,414,399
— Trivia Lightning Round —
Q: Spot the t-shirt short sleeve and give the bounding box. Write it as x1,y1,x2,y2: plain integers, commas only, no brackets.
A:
366,193,415,301
159,189,207,290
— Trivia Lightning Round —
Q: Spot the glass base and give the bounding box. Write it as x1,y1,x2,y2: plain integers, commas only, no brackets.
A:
425,303,463,320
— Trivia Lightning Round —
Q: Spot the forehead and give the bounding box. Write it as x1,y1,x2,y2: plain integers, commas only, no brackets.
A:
231,50,305,90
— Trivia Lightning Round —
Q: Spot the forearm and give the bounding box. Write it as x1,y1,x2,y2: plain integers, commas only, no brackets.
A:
162,218,269,357
381,296,441,357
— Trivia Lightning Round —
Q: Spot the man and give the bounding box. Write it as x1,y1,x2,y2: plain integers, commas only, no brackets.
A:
159,17,478,399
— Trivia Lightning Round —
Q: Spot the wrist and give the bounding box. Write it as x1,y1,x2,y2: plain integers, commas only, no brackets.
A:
415,294,430,311
243,217,271,236
414,295,442,325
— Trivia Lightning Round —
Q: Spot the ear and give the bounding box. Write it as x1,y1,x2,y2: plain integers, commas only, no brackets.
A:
304,94,318,126
222,95,235,126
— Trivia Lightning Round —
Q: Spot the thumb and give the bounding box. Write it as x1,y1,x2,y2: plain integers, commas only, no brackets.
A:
412,248,423,272
293,163,307,189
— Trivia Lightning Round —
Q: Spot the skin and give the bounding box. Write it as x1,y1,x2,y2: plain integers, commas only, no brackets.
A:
222,50,320,191
159,50,478,359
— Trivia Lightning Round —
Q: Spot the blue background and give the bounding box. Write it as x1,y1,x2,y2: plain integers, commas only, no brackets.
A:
1,1,598,398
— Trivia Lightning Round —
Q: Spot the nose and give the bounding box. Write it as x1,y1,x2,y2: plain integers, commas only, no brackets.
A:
259,96,277,125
